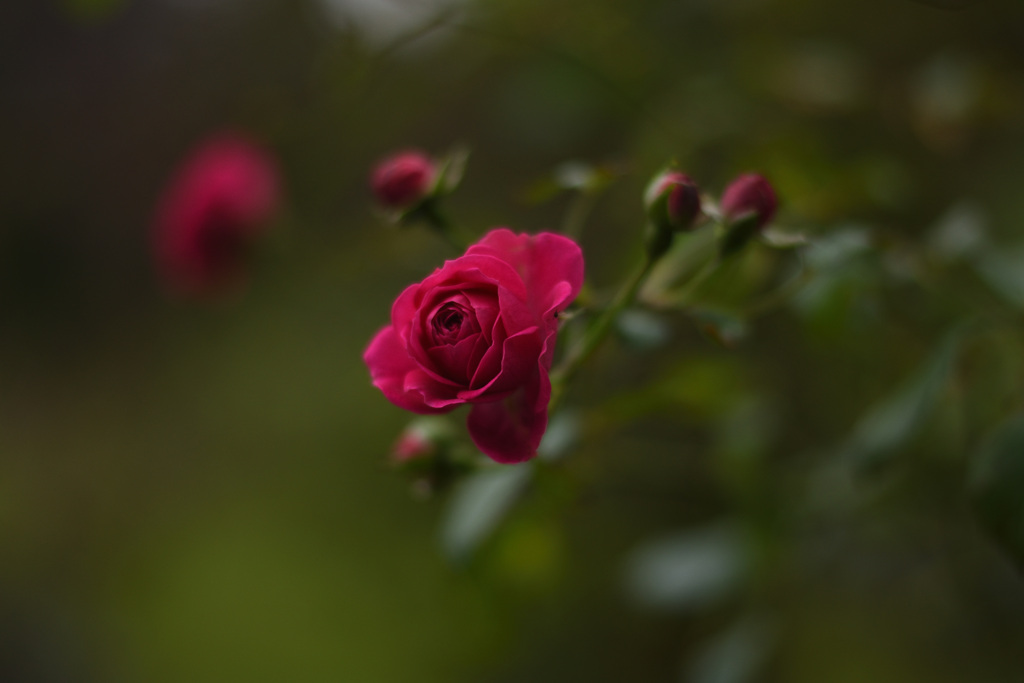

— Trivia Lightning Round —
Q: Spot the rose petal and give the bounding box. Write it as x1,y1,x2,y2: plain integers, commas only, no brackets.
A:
467,317,508,389
466,368,551,464
466,325,541,396
463,289,501,340
405,369,467,410
426,333,481,385
393,256,527,332
467,228,584,320
363,326,451,414
407,284,497,386
495,281,536,336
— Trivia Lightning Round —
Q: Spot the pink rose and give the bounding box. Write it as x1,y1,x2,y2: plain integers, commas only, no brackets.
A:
153,133,280,297
364,228,584,464
371,150,436,208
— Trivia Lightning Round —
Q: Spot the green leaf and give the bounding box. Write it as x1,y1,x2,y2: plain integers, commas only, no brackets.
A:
927,201,988,262
969,415,1024,570
433,146,470,195
440,464,533,563
972,247,1024,309
640,227,718,305
842,326,964,472
623,524,746,613
760,227,809,249
552,161,606,192
616,308,672,349
537,410,582,462
686,616,776,683
803,225,872,270
523,161,618,204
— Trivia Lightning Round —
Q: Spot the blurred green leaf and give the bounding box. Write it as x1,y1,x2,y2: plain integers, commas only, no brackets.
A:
440,463,533,563
842,326,964,472
760,227,810,249
969,415,1024,570
624,524,746,613
537,410,582,462
523,161,619,204
616,308,672,349
927,202,988,263
972,247,1024,309
640,227,718,305
792,226,877,333
803,226,872,270
686,615,776,683
433,146,471,195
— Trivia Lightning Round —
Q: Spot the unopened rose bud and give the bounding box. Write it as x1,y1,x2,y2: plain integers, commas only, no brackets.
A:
393,427,436,463
371,150,436,208
645,170,702,232
643,169,702,259
719,173,777,229
390,416,455,464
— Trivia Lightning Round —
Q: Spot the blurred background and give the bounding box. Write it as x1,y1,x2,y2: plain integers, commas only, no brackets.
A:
3,0,1024,681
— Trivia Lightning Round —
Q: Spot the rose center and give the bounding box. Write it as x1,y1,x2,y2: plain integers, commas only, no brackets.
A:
431,302,475,344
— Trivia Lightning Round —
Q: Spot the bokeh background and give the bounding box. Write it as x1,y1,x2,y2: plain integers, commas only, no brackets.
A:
3,0,1024,681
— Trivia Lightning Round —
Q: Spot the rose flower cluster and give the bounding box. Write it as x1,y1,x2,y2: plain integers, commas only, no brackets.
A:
361,151,777,467
148,140,775,469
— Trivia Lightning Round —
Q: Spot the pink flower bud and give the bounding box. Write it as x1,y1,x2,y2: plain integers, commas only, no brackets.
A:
392,425,437,463
153,133,280,297
371,151,436,208
719,173,777,229
645,170,702,232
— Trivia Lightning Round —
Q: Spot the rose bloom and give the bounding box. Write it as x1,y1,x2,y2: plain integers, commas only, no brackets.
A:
364,229,584,464
153,133,280,296
370,150,436,208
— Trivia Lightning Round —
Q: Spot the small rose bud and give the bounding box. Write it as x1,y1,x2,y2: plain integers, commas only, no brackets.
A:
719,173,777,229
390,416,455,464
645,170,702,232
643,169,702,260
371,150,436,208
392,426,436,463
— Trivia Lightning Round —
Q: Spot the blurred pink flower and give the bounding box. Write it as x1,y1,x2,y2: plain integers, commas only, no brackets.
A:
371,150,435,208
392,428,436,463
364,228,584,464
153,133,280,297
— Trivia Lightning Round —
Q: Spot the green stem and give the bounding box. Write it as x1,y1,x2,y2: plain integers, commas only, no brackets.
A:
664,257,718,308
419,201,468,252
549,256,655,412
